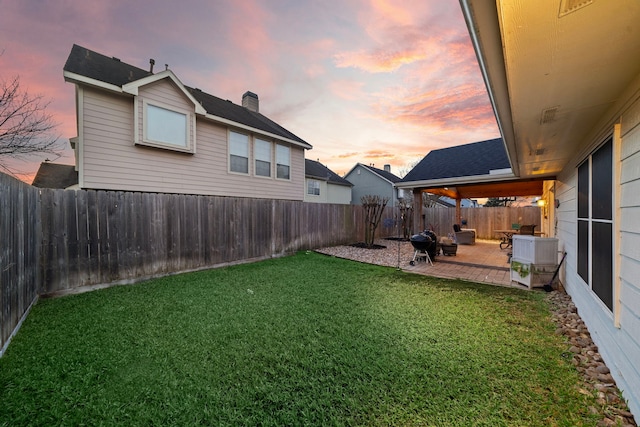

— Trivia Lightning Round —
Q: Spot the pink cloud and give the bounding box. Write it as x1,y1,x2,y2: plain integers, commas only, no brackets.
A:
336,152,362,159
334,47,427,73
328,80,366,101
361,149,400,160
370,0,415,27
375,82,497,131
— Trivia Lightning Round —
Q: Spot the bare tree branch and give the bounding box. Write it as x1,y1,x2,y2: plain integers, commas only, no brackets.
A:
0,75,63,175
361,195,390,247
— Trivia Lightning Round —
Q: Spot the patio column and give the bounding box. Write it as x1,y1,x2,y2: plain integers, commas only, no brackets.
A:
455,198,461,225
413,189,422,233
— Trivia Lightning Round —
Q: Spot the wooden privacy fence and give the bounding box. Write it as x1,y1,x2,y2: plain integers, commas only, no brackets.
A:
1,171,397,354
38,190,395,295
421,206,542,240
1,174,41,356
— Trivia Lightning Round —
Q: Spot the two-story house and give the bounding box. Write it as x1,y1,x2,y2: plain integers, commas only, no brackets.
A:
63,44,312,199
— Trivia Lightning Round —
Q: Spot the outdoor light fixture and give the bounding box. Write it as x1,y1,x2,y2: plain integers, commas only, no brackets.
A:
537,198,548,219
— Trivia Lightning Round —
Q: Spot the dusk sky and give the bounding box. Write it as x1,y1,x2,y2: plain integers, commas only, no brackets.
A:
1,0,499,183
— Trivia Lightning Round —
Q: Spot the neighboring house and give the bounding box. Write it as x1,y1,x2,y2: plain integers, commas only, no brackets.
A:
438,197,478,208
31,162,79,189
402,1,640,418
344,163,404,206
304,159,352,204
63,44,312,200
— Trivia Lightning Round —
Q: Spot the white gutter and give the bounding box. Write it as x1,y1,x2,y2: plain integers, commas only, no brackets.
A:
458,0,520,176
395,171,516,190
63,71,123,93
203,113,312,150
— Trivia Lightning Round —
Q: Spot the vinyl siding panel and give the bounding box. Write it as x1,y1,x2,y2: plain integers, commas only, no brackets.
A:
304,178,328,203
555,88,640,417
79,82,305,200
346,166,396,206
326,184,352,204
303,180,351,204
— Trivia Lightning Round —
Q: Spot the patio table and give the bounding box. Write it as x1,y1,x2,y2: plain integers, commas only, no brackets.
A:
494,230,544,249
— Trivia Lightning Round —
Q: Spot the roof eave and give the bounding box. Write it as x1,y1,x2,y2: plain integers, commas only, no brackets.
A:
359,164,398,185
459,0,519,176
204,113,312,149
63,70,124,94
330,181,353,187
396,171,516,190
306,174,330,181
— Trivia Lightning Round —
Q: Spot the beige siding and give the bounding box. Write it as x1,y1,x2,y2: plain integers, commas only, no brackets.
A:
304,179,351,204
304,178,328,203
79,80,305,200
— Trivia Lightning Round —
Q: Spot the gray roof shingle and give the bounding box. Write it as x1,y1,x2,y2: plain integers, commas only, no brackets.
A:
64,44,311,148
305,159,352,186
31,163,78,188
401,138,510,182
357,164,402,183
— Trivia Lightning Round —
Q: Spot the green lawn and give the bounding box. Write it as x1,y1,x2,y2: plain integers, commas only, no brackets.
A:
0,252,599,426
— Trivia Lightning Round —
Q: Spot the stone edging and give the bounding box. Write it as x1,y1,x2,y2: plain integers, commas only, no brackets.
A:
547,291,636,427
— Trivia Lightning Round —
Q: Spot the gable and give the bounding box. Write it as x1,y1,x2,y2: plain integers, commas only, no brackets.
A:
134,79,198,153
344,163,401,185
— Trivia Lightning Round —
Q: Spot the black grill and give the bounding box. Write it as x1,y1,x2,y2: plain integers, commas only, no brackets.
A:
410,230,438,259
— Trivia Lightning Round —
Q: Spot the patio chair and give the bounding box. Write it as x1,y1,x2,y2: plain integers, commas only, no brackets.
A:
519,224,536,235
453,224,476,245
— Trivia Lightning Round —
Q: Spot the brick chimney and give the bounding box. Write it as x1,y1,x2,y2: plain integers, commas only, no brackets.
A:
242,91,259,113
384,164,391,173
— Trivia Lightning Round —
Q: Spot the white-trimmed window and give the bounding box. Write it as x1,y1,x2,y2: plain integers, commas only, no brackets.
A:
141,100,193,152
577,137,613,311
276,144,290,180
229,131,249,174
254,138,272,177
307,179,320,196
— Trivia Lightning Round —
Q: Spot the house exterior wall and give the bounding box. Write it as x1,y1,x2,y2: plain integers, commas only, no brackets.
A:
304,179,351,204
78,81,305,200
554,78,640,417
304,178,328,203
326,184,351,205
346,166,397,206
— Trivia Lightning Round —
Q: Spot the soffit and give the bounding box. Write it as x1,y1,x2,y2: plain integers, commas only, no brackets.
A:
497,0,640,177
465,0,640,179
421,179,545,200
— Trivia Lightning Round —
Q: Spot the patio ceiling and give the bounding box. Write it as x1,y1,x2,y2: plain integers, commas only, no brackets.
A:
421,178,544,200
